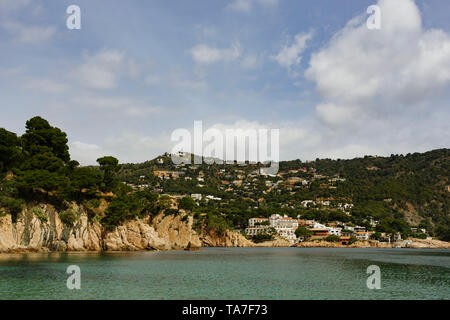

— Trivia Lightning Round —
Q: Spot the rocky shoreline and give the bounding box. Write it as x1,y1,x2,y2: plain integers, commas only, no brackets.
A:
1,203,449,253
0,203,252,253
295,239,450,249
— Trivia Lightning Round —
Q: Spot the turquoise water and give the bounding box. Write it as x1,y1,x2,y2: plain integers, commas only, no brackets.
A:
0,248,449,300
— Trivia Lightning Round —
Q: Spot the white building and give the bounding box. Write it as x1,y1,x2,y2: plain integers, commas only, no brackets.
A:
356,232,371,241
205,195,222,201
313,222,327,229
248,218,269,227
326,227,342,236
247,214,301,241
301,200,315,208
269,214,300,241
245,227,270,236
191,194,202,201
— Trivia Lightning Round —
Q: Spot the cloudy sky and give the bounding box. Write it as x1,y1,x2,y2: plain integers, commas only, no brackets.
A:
0,0,449,165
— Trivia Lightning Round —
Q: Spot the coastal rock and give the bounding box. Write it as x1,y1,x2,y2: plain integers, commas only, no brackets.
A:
103,218,171,251
403,238,450,249
201,229,254,247
297,240,392,248
0,204,205,252
0,215,16,251
2,204,449,253
252,236,293,247
151,212,202,249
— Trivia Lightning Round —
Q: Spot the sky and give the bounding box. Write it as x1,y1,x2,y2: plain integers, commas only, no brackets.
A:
0,0,449,165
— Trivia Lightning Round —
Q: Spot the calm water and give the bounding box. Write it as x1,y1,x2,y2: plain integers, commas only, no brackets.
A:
0,248,449,300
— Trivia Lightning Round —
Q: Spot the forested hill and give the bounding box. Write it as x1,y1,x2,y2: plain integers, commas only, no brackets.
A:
0,116,449,241
118,149,449,240
281,149,449,225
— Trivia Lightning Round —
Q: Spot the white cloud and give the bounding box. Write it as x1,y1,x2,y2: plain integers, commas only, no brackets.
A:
272,31,313,72
74,49,141,90
75,49,125,90
70,132,171,165
25,78,68,94
305,0,450,127
228,0,253,12
0,0,30,12
241,54,262,69
144,75,161,86
286,0,450,159
189,43,241,65
104,133,170,163
2,21,56,44
70,141,104,166
227,0,278,13
73,95,163,117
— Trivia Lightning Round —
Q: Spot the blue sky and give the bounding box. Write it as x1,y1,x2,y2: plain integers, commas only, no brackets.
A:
0,0,449,164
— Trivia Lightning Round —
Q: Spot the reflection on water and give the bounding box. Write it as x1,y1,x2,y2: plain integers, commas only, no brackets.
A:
0,248,449,300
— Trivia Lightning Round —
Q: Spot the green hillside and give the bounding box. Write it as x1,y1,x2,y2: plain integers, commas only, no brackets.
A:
1,117,449,241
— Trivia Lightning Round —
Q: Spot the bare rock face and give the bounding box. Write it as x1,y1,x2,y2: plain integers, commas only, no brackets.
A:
103,218,171,251
201,229,254,247
253,237,292,247
0,204,209,252
151,212,202,249
0,215,16,251
0,203,104,253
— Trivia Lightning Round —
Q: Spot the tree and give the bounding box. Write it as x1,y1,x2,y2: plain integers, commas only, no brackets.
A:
0,128,21,173
21,116,70,163
370,232,382,240
325,235,340,242
97,156,120,191
295,226,313,240
179,196,197,211
68,167,103,197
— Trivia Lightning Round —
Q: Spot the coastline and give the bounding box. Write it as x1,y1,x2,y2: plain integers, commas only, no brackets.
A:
2,238,449,254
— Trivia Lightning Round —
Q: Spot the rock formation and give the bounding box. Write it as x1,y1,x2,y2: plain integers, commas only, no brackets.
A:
0,203,251,252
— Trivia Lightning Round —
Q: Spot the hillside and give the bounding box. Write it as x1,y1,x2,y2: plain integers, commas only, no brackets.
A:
1,117,449,244
117,149,450,241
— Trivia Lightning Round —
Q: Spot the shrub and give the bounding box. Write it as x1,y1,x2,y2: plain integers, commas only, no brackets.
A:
86,198,101,209
414,233,427,239
348,236,358,245
203,213,232,236
0,196,25,215
370,232,382,240
252,233,274,243
325,235,340,242
295,226,313,240
101,195,141,231
59,209,78,226
164,208,179,216
179,196,196,211
33,208,48,223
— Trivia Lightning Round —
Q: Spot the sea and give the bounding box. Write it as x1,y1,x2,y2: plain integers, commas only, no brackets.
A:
0,247,448,300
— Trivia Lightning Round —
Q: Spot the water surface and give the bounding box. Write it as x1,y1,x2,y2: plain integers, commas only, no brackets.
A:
0,248,448,300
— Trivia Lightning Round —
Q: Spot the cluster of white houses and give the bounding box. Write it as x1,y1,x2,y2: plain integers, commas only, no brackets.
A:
245,214,400,244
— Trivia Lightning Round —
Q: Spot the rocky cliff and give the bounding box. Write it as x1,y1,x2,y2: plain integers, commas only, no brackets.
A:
0,203,252,253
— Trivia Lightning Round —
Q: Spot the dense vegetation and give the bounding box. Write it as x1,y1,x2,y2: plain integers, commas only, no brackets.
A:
120,150,449,240
1,117,449,241
0,117,161,228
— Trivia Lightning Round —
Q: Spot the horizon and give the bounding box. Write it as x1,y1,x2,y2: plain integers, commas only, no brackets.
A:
1,0,449,165
83,147,449,166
